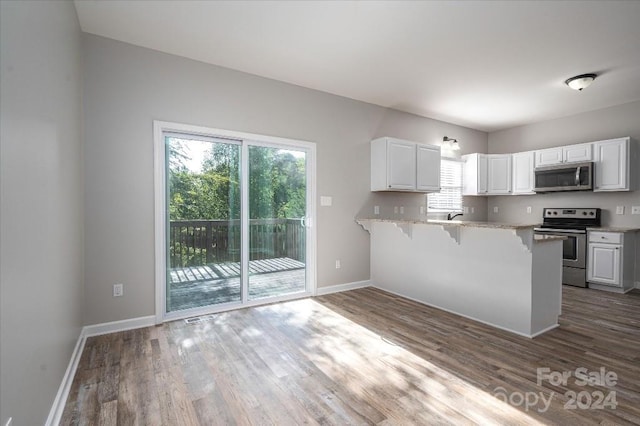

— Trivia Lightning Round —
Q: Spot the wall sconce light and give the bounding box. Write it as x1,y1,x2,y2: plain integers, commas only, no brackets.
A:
443,136,460,151
565,73,597,91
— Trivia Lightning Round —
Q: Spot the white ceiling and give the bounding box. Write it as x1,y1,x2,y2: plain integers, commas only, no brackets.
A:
74,1,640,132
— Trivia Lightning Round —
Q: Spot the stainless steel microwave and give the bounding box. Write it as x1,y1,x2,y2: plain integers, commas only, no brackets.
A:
534,162,593,193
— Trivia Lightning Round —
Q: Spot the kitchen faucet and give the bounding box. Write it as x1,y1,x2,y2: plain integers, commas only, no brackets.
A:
447,212,463,221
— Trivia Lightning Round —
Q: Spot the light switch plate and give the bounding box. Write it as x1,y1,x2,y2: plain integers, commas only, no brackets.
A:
320,196,332,207
526,206,532,214
394,206,398,214
374,205,380,215
616,206,625,215
632,206,640,215
399,206,404,214
463,206,469,214
419,206,425,215
493,206,499,213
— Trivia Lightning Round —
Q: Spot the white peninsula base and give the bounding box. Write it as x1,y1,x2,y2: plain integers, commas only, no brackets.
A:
359,219,563,338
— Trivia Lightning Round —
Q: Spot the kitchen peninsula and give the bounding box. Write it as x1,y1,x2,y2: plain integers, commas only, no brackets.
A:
357,218,564,338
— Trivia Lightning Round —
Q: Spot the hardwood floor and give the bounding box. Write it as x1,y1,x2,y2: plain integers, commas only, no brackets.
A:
61,286,640,425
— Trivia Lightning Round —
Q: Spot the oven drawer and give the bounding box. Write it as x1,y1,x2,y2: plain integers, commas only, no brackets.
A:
589,231,622,244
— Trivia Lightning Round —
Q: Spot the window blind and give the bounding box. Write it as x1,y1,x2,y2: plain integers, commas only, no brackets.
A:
428,158,463,212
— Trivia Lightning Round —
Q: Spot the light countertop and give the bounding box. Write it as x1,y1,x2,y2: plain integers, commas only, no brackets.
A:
356,217,539,230
587,227,640,233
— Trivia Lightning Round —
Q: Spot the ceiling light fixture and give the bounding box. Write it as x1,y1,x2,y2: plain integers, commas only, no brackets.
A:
565,73,597,91
443,136,460,151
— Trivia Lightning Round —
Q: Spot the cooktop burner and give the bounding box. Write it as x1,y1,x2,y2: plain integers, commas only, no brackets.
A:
540,208,601,230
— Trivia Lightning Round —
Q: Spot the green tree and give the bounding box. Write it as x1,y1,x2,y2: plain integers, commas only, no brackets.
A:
168,141,305,221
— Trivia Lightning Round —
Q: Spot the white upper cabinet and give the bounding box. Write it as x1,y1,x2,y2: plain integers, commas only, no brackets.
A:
487,154,512,194
387,139,416,190
462,153,488,195
593,137,634,192
535,143,592,167
564,143,593,163
535,147,563,167
511,151,535,195
416,144,441,192
371,137,440,192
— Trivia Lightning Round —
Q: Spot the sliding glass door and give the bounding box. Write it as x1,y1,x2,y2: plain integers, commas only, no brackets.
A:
165,135,242,312
158,123,314,318
247,146,307,301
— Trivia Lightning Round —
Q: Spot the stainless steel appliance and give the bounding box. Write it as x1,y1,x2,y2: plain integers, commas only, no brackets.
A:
534,162,593,193
534,208,601,287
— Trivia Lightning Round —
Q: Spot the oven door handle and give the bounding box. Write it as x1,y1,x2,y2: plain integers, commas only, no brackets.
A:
575,166,581,186
534,228,586,235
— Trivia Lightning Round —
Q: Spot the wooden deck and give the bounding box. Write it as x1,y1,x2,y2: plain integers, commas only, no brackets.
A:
168,257,305,311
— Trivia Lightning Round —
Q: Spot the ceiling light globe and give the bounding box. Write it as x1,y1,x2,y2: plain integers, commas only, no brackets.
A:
565,74,597,91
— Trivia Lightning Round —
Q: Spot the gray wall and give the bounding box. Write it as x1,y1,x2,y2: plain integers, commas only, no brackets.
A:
82,34,487,325
488,101,640,228
488,101,640,282
0,1,84,425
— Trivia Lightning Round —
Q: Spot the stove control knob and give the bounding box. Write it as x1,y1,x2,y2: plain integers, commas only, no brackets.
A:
583,212,587,215
589,212,595,216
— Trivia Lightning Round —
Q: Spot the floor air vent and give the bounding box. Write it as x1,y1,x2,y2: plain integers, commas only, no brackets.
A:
185,314,215,324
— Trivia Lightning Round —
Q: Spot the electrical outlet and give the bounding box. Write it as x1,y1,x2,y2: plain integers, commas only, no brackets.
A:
616,206,625,215
394,206,398,214
374,205,380,215
463,206,469,214
471,207,475,213
526,206,532,214
113,283,124,297
399,206,404,214
335,260,341,269
493,206,499,213
420,206,425,215
320,196,332,207
632,206,640,215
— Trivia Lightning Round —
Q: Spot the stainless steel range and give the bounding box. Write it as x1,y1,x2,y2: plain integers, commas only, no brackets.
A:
534,208,601,287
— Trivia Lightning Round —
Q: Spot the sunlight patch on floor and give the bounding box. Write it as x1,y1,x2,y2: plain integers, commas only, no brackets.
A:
264,297,544,425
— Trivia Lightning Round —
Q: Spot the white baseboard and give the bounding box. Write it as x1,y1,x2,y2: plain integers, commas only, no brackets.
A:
46,315,157,425
45,331,86,426
82,315,157,337
315,280,371,296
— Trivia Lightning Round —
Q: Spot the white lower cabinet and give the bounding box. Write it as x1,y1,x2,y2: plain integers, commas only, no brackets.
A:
588,243,621,286
587,231,636,292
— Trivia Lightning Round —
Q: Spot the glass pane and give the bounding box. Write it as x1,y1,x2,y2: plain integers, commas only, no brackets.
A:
165,136,241,312
248,146,307,301
562,236,577,261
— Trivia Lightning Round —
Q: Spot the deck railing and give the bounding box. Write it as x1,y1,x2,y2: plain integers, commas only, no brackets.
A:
169,218,305,267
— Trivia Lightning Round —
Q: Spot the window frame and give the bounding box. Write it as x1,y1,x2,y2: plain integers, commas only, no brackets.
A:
427,156,464,213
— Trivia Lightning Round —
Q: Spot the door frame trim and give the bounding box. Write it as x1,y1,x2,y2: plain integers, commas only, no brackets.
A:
153,120,317,323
